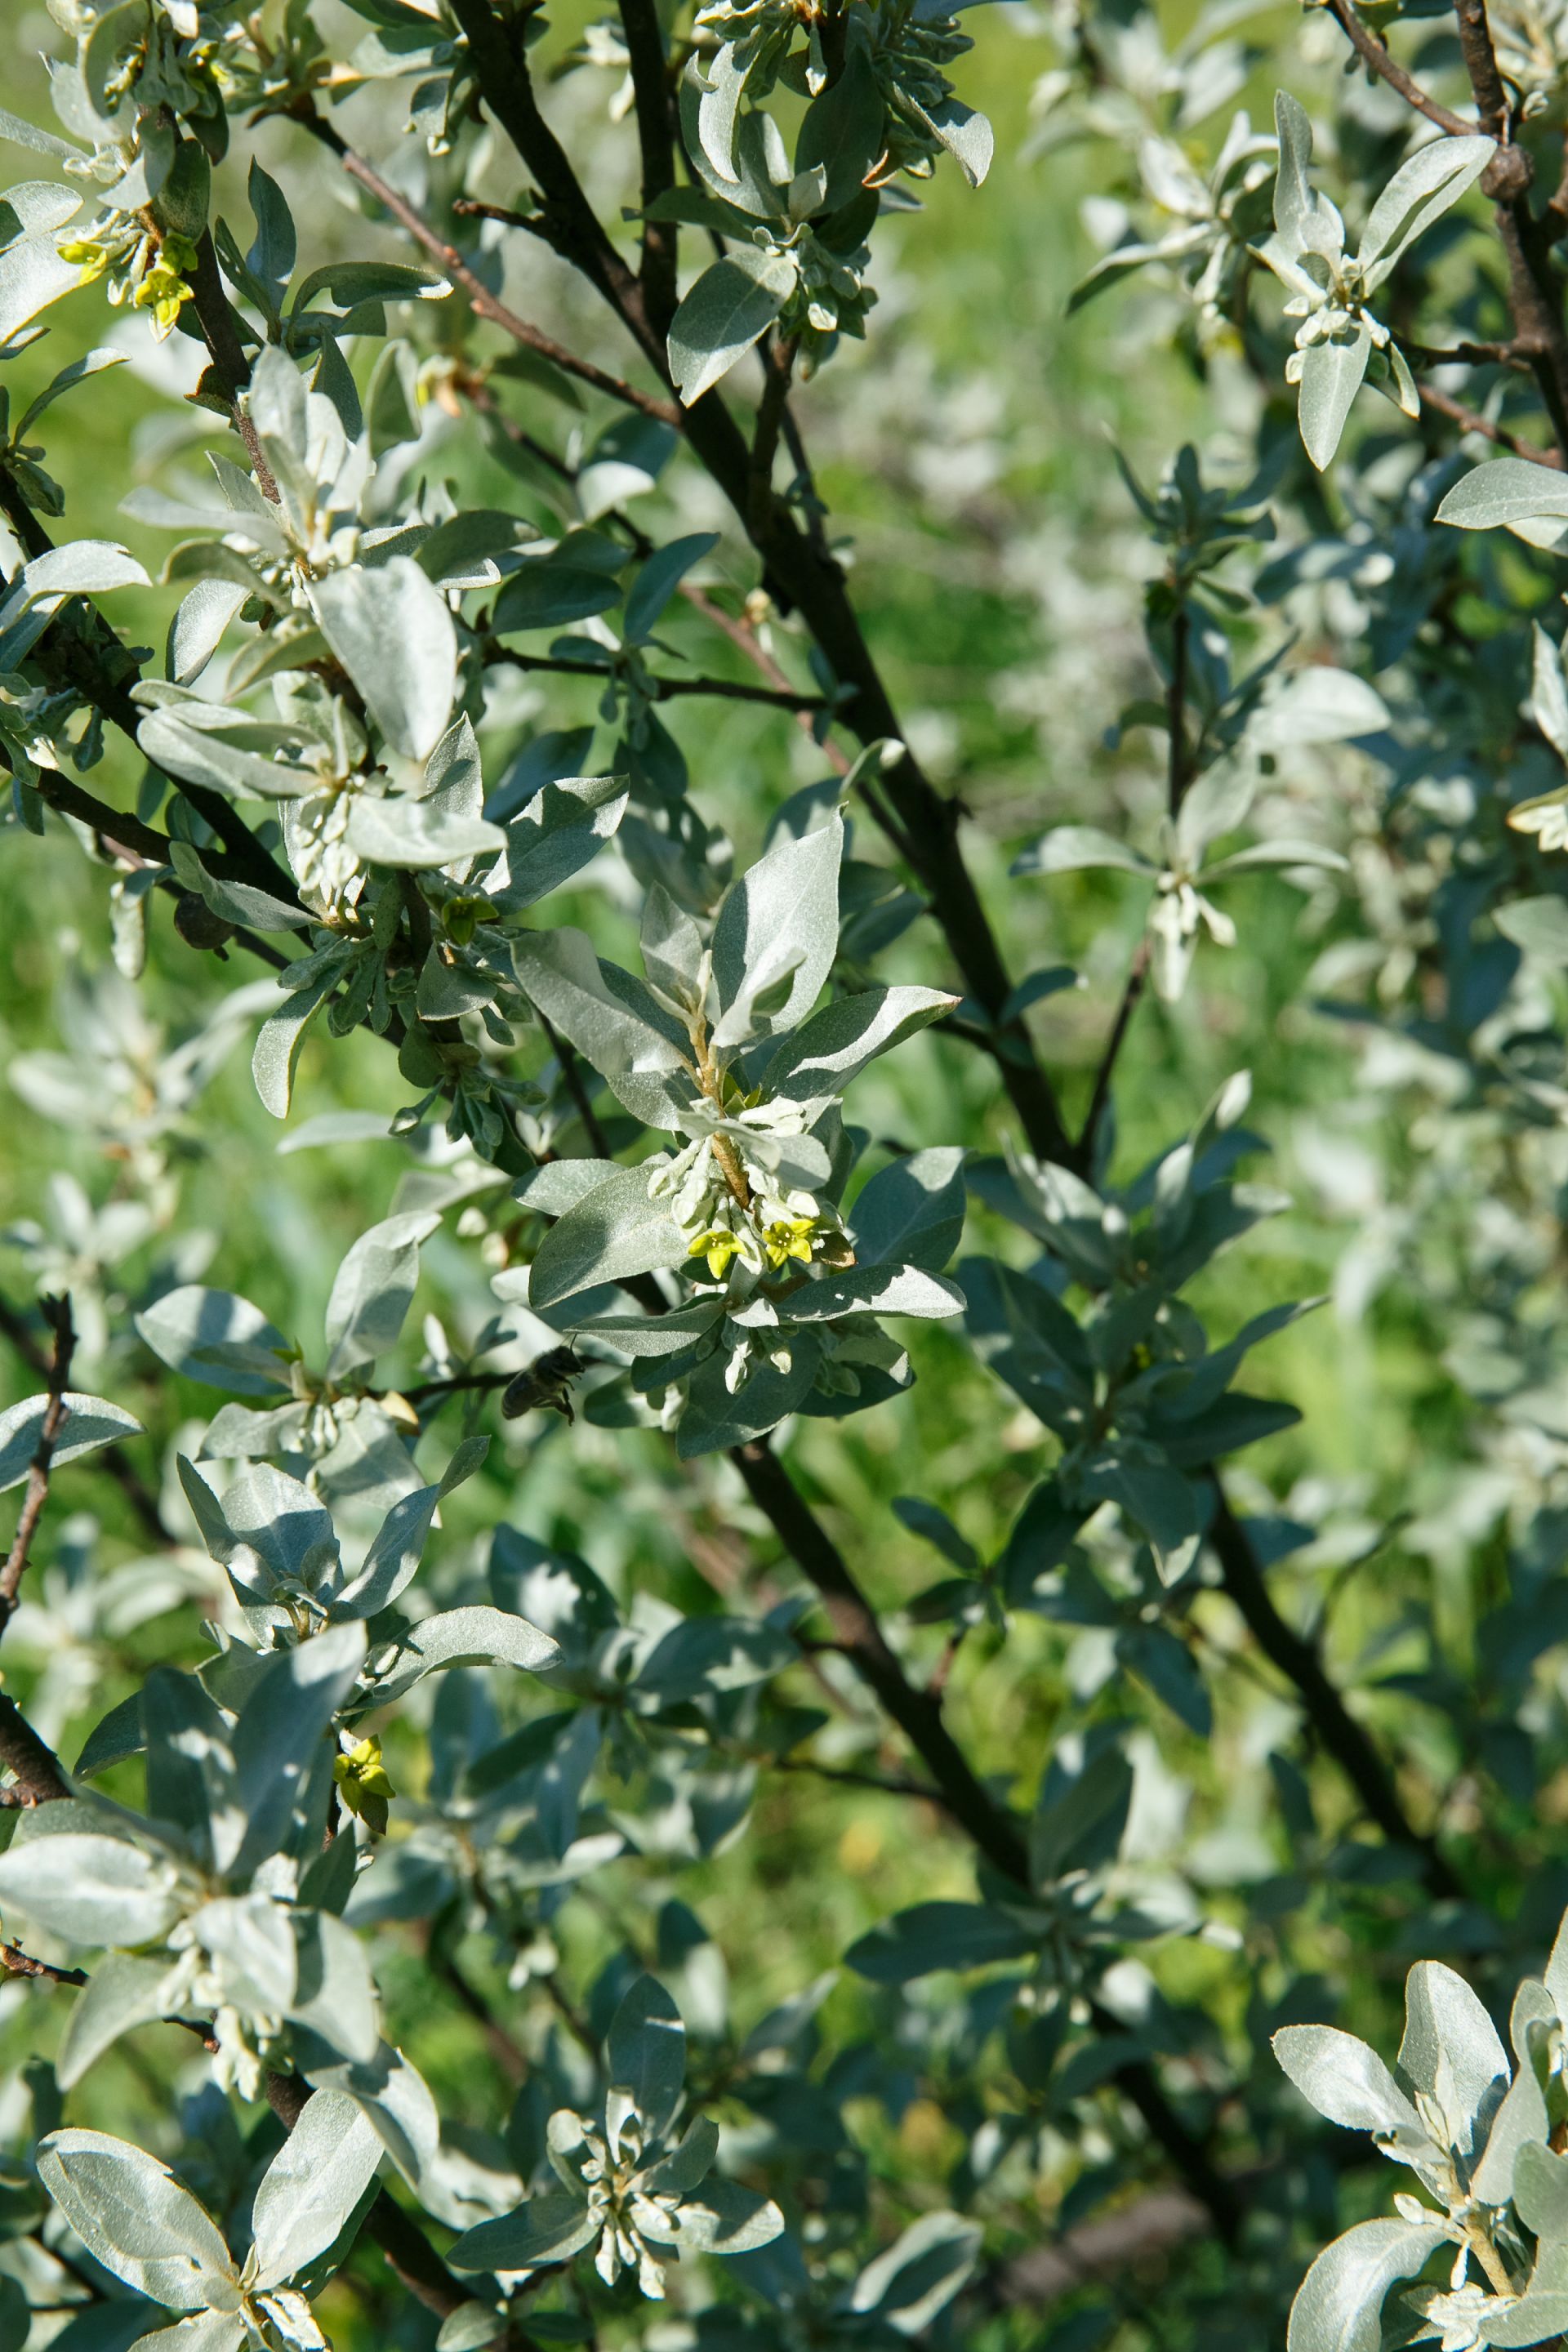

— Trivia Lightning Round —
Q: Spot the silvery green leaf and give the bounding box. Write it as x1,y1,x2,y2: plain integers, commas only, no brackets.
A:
915,93,993,186
512,930,695,1126
849,1148,967,1270
845,1901,1036,1984
1203,839,1348,876
641,884,706,1013
127,2312,247,2352
1436,460,1568,544
1173,760,1258,864
135,1285,291,1396
569,1303,724,1356
0,212,81,352
144,1666,234,1860
783,1264,964,1320
0,1389,141,1490
1,541,149,612
1272,2025,1424,2136
434,2307,507,2352
712,817,841,1046
0,108,85,158
179,1459,339,1606
0,1830,180,1948
492,772,628,911
138,710,314,802
639,2116,719,2198
1011,824,1155,877
669,2178,786,2256
1359,134,1494,292
1472,2014,1549,2204
608,1973,686,2137
491,556,621,635
669,249,799,406
1397,1962,1509,2158
251,2091,385,2289
764,986,957,1101
527,1164,690,1309
1532,623,1568,762
1285,2221,1446,2352
304,2042,441,2191
168,843,310,934
312,558,457,764
327,1481,443,1619
254,973,338,1118
448,2194,599,2274
1249,669,1390,751
324,1209,441,1379
625,533,719,644
849,2212,982,2334
57,1953,185,2087
345,795,506,871
218,1621,368,1880
292,258,449,314
635,1617,797,1702
1296,327,1372,470
1485,2296,1568,2345
512,1160,623,1214
1513,2137,1568,2243
359,1605,559,1704
38,2131,238,2312
167,579,247,686
1272,91,1319,250
675,1334,825,1457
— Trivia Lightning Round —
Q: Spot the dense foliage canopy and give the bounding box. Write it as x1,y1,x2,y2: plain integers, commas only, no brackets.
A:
10,0,1568,2343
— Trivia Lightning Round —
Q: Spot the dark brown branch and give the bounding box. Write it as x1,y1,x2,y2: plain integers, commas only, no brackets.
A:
616,0,680,324
0,1699,70,1805
0,1941,87,1987
0,1296,75,1631
751,332,799,538
1205,1485,1465,1900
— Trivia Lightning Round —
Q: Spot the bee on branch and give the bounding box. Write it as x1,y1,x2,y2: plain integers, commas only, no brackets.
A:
501,1345,585,1423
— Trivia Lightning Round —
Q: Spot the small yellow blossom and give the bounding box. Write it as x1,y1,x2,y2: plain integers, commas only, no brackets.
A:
58,239,109,285
333,1733,395,1835
688,1228,742,1280
762,1217,817,1269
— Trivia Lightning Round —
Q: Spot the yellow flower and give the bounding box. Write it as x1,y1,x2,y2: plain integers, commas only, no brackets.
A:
57,239,109,285
688,1227,741,1279
333,1734,396,1835
763,1217,817,1269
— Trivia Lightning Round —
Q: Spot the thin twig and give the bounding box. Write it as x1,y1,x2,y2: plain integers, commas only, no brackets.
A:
296,109,681,426
483,641,826,710
0,1297,75,1631
1322,0,1477,134
0,1290,171,1543
1417,379,1565,464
